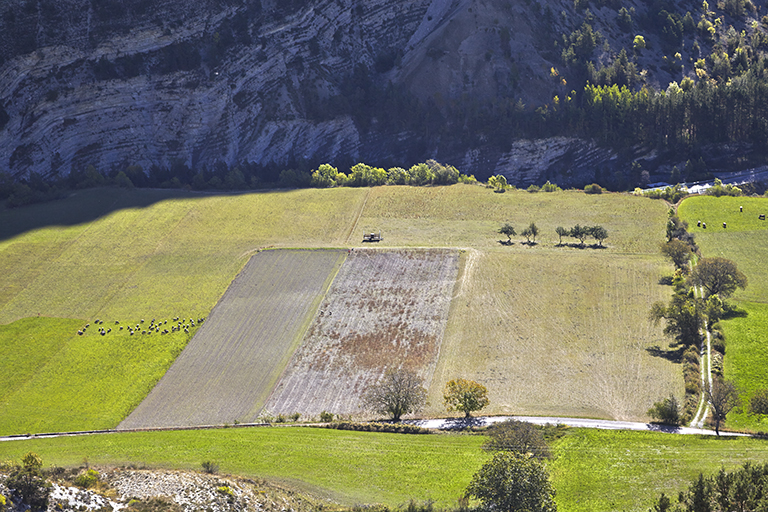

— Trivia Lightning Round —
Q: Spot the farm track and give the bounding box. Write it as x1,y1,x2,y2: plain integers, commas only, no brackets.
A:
118,250,347,429
263,248,460,417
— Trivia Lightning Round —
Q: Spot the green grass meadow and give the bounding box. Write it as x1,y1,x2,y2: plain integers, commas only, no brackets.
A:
0,427,487,509
678,195,768,432
3,427,768,511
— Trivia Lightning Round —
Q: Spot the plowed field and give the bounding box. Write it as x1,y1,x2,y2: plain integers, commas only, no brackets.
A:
263,249,459,418
119,249,346,429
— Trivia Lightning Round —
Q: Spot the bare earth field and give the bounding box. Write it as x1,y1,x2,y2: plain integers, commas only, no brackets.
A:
263,249,460,418
428,249,680,421
119,249,346,429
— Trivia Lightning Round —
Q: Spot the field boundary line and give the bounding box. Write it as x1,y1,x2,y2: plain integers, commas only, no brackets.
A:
345,188,371,245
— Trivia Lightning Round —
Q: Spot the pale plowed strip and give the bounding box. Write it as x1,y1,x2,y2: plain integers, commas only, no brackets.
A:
118,249,346,429
263,249,459,418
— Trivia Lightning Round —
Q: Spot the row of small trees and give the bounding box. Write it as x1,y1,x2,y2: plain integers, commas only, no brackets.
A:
310,160,477,188
499,223,608,247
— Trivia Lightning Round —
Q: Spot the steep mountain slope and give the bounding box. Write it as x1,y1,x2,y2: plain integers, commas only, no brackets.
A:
1,0,767,187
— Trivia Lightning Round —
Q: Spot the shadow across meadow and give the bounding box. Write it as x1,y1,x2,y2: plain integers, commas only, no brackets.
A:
0,187,292,242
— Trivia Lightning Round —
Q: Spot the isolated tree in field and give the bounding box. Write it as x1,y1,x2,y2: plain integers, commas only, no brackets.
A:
649,288,704,347
589,225,608,246
483,420,551,460
499,223,516,243
465,452,557,512
706,377,738,436
362,368,427,422
555,226,568,245
661,239,692,271
647,394,681,425
444,378,489,418
569,224,589,246
521,222,539,244
689,257,748,299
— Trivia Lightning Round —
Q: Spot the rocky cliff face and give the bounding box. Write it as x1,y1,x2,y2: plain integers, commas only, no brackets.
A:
0,0,757,186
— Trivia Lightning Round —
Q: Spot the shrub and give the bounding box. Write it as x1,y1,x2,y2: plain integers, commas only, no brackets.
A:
751,389,768,415
526,184,540,193
483,420,551,459
74,469,99,489
290,412,301,422
323,421,431,434
201,461,219,474
584,183,603,194
319,411,334,422
541,180,561,192
648,395,681,425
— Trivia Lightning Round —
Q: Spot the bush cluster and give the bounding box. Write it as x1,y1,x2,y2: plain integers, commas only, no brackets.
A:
322,421,432,434
309,160,476,188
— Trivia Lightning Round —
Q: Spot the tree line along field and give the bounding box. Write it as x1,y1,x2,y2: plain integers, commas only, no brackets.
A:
0,184,675,436
678,195,768,432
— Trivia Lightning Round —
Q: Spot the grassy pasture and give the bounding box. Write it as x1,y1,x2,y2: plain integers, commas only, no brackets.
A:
0,316,195,435
679,196,768,303
357,186,669,254
3,427,768,511
719,302,768,431
678,196,768,431
0,427,487,509
551,428,768,512
429,249,680,421
120,249,347,429
264,249,459,418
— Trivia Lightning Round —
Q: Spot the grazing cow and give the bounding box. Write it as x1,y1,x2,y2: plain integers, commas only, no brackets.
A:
760,214,766,220
740,206,743,212
697,220,701,227
703,223,707,229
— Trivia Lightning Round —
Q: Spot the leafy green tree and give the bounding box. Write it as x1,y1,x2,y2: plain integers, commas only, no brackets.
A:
499,223,516,243
589,225,608,246
444,378,489,418
483,420,551,460
362,368,427,422
488,174,510,192
661,239,692,270
647,394,681,425
386,167,410,185
569,224,589,246
310,164,346,188
555,226,568,245
408,163,434,186
649,288,704,347
521,222,539,244
689,257,748,299
706,378,738,436
465,452,557,512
